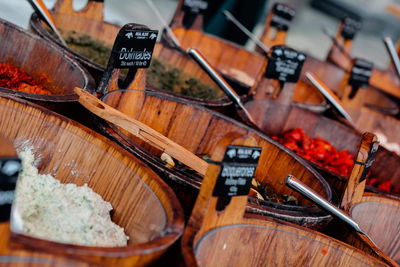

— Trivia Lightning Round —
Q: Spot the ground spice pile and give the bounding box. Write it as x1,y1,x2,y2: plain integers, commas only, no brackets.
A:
0,63,51,95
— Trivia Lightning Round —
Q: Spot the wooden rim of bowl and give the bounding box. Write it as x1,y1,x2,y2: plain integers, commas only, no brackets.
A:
0,18,95,102
0,92,184,257
101,88,332,215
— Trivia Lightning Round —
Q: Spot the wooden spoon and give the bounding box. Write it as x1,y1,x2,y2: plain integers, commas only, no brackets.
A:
74,87,208,176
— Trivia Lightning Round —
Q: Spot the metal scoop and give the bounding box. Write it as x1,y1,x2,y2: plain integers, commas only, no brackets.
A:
187,47,257,125
27,0,67,46
285,174,377,247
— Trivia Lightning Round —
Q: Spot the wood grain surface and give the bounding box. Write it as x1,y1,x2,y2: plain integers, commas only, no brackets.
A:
340,133,377,211
0,18,93,101
181,134,389,267
95,64,333,228
0,93,184,266
327,20,400,100
351,194,400,264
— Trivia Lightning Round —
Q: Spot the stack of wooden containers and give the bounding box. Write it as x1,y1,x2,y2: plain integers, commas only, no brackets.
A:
0,0,399,265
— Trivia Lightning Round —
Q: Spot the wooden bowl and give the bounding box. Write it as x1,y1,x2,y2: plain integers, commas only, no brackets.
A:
189,220,387,267
0,222,93,266
29,10,328,113
244,98,400,198
173,27,330,112
29,11,239,107
0,18,94,103
350,193,400,264
181,134,389,267
0,93,184,266
299,55,398,116
98,88,333,229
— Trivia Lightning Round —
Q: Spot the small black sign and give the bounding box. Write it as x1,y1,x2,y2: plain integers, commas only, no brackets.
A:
270,3,295,31
341,17,362,40
265,45,306,83
182,0,209,14
113,27,158,69
212,145,262,197
348,58,373,88
0,157,21,222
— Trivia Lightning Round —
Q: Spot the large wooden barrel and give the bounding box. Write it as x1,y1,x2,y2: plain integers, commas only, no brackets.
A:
0,18,94,121
96,87,333,229
0,93,184,266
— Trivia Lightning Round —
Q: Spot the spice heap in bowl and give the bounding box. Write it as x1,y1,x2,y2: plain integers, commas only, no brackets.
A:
0,63,52,95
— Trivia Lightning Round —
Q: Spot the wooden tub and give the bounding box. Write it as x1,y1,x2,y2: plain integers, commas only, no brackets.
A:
29,0,330,113
181,135,390,267
0,93,184,266
96,85,333,229
243,98,400,199
0,18,94,121
350,193,400,264
28,1,239,109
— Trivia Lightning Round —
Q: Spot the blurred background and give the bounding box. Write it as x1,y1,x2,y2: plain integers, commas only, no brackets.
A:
1,0,399,68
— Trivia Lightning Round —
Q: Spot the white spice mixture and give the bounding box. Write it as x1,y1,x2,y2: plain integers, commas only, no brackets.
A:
14,146,129,247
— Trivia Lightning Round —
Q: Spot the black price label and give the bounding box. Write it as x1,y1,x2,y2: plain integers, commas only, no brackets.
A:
270,3,295,31
265,45,306,83
341,17,361,40
113,27,158,69
212,146,262,197
349,58,373,88
182,0,209,14
0,157,21,222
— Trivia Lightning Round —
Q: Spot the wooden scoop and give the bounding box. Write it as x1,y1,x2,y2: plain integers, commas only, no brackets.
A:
74,87,208,176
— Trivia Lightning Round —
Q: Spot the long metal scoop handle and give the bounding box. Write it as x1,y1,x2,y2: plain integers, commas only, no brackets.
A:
305,72,354,126
383,36,400,79
187,47,256,124
285,175,362,232
285,175,378,247
145,0,181,48
223,10,269,55
27,0,67,46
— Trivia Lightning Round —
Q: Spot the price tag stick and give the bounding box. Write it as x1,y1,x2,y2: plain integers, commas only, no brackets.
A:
182,134,260,264
97,24,158,94
341,133,379,212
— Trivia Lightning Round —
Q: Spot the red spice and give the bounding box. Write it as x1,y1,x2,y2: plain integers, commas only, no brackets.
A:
0,63,51,95
275,128,400,194
322,248,328,255
275,128,354,177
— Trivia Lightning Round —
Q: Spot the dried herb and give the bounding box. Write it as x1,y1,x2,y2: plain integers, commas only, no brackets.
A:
51,28,224,100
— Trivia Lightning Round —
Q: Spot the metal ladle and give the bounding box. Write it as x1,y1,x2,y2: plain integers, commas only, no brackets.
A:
27,0,67,46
